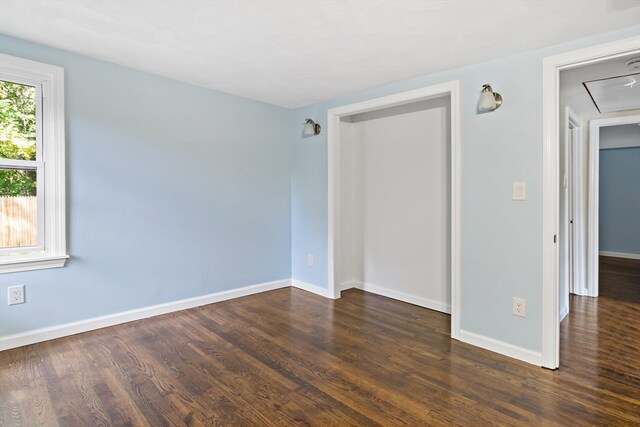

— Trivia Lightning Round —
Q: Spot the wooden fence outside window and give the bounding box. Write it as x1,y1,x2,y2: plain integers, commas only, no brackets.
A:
0,196,37,248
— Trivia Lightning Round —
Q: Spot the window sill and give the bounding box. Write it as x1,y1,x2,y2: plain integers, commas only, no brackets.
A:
0,254,69,274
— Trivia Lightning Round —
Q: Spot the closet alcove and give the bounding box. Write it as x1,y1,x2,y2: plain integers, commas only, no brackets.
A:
336,95,452,314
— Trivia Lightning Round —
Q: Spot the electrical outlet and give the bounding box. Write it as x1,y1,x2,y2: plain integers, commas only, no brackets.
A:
8,285,25,305
307,254,314,266
512,297,526,317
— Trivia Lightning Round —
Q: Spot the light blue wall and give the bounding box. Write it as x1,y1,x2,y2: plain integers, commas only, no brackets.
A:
2,26,639,352
0,35,292,337
599,147,640,255
291,26,640,353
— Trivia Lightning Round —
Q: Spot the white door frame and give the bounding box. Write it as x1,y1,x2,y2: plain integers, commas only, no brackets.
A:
542,36,640,369
587,114,640,297
327,80,461,339
567,108,584,297
565,107,587,304
561,107,582,316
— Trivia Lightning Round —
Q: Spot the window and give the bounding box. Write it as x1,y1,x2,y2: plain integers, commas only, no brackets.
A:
0,54,67,273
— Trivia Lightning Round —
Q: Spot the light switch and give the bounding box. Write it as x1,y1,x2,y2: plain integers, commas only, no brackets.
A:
513,182,526,201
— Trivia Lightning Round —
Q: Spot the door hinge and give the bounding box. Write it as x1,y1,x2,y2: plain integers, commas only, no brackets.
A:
553,234,557,243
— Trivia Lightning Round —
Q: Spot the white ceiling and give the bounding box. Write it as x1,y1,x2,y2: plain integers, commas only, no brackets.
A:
1,0,639,108
560,52,640,117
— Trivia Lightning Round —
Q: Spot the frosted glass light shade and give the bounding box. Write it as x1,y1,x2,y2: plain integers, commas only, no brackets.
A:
303,122,316,136
478,90,497,111
303,118,321,136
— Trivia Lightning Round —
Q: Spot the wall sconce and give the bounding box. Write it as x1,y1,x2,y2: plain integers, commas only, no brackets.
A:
303,118,321,136
478,84,503,112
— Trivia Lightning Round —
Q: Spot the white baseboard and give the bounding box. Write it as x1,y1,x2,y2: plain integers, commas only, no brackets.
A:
338,281,359,292
0,276,540,369
343,281,451,314
291,279,335,299
599,251,640,260
560,303,569,322
0,279,291,351
458,329,542,366
571,287,591,297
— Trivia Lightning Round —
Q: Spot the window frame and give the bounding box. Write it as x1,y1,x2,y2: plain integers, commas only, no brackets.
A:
0,54,68,273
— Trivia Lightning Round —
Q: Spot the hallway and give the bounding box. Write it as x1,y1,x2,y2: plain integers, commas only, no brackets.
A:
560,256,640,417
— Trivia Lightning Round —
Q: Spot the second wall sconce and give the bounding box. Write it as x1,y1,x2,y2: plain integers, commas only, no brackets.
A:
303,118,321,136
478,84,503,112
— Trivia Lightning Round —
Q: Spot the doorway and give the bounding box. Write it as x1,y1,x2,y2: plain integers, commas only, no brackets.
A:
587,115,640,297
542,36,640,368
327,81,461,339
560,107,582,320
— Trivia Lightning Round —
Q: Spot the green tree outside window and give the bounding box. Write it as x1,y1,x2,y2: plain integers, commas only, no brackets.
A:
0,80,37,196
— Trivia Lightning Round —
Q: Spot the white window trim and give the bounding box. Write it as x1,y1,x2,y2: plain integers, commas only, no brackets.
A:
0,54,68,273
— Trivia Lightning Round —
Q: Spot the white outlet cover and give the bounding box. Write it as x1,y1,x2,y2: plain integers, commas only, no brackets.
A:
8,285,25,305
512,297,526,317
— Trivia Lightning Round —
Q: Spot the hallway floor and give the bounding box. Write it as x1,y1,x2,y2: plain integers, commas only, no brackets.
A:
560,255,640,423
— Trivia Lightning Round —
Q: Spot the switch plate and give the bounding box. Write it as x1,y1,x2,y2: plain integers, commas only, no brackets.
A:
8,285,25,305
512,182,526,201
512,297,526,317
307,254,314,266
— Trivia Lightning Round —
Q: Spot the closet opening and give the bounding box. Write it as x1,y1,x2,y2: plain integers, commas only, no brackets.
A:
327,82,461,339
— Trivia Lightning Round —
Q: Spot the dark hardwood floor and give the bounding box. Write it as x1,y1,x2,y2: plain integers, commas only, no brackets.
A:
1,257,639,426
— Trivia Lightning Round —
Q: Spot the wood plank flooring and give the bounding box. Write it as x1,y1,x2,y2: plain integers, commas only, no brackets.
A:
1,257,639,426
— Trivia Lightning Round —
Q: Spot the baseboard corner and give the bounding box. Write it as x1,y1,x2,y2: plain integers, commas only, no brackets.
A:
338,280,360,292
291,279,334,299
